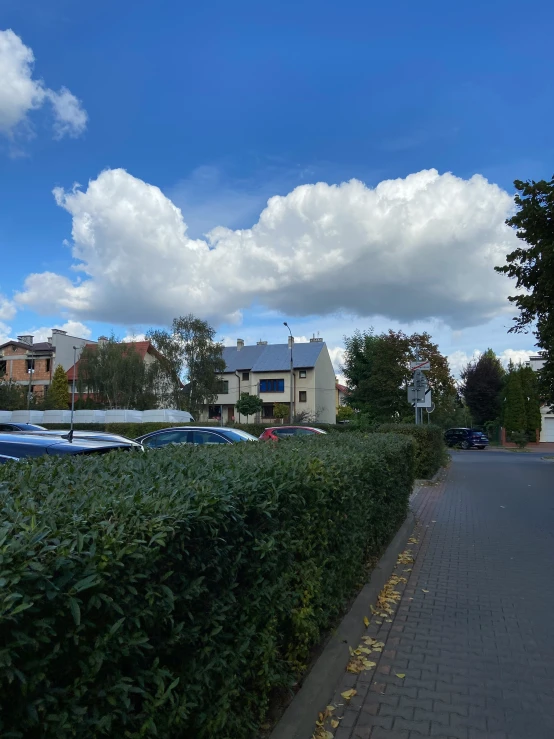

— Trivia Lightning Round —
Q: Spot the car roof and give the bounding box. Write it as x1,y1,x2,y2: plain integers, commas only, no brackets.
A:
0,432,134,453
23,429,140,444
265,425,323,431
137,426,227,436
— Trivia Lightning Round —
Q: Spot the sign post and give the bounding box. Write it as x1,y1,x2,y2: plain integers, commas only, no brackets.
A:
408,350,430,425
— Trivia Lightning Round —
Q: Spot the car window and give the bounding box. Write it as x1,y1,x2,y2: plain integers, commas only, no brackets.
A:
216,428,258,442
274,428,296,437
295,428,316,435
0,425,13,432
193,430,228,445
143,430,192,448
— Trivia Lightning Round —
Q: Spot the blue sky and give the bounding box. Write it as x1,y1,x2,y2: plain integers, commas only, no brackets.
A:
1,0,552,376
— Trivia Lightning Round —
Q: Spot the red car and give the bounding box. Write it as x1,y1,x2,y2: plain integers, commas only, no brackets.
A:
259,426,328,441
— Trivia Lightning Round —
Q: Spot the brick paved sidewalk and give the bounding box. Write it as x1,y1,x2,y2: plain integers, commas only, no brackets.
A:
313,454,554,739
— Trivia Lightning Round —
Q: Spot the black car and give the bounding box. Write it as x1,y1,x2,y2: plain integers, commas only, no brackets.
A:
24,429,143,447
0,422,47,432
444,428,489,449
135,426,259,448
0,432,140,461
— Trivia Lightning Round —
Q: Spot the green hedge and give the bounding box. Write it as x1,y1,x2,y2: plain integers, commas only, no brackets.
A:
0,434,414,739
377,424,446,479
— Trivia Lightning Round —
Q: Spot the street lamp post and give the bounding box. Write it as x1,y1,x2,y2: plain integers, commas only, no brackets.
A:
283,322,294,423
70,345,79,435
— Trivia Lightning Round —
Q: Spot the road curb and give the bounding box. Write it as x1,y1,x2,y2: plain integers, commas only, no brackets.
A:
269,510,415,739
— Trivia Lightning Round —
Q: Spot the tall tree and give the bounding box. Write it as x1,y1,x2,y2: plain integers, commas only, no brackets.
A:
147,315,225,418
78,337,158,409
519,365,542,439
502,363,527,435
342,329,457,423
45,365,69,409
460,350,504,426
495,177,554,408
0,380,26,410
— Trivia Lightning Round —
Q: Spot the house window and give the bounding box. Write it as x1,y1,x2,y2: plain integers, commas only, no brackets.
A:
299,370,307,379
0,360,6,376
242,371,250,381
260,379,284,393
262,404,274,418
26,359,35,372
45,358,51,373
218,380,229,394
208,405,223,419
299,391,307,402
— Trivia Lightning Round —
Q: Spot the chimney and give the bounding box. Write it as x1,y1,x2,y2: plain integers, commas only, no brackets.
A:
310,337,323,343
288,336,294,349
98,336,108,346
257,340,268,346
237,338,244,351
17,335,33,345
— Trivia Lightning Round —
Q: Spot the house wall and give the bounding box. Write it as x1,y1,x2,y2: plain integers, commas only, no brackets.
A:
314,349,337,424
0,346,53,397
51,332,94,371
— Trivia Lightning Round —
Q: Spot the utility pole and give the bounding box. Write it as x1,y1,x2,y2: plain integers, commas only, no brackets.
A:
26,355,36,410
70,345,79,436
283,322,294,423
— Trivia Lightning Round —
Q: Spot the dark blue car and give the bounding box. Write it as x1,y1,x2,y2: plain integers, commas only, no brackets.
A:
444,428,489,449
0,432,139,461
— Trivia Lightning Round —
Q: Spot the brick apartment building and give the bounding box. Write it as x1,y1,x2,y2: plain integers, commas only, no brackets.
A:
0,329,93,401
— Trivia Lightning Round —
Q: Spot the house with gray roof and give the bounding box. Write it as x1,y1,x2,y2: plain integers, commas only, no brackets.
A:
200,337,337,424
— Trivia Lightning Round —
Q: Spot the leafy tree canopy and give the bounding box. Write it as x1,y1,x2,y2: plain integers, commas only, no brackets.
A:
236,393,263,420
495,177,554,408
460,349,505,426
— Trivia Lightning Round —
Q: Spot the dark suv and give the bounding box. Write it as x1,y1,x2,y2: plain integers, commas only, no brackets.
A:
444,428,489,449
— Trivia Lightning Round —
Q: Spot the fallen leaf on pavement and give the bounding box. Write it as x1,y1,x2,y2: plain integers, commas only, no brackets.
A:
341,689,357,701
331,719,340,728
395,673,406,679
422,589,429,593
363,616,369,627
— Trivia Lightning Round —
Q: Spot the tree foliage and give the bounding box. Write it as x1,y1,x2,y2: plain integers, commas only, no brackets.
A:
495,177,554,408
520,364,542,438
45,365,69,410
460,349,504,426
272,402,289,422
342,329,457,424
147,315,225,417
0,380,26,410
235,393,263,421
502,363,527,435
77,337,158,409
336,404,355,422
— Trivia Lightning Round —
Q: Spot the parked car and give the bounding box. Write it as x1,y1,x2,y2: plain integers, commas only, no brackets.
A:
444,428,489,449
0,422,47,432
259,426,328,441
0,454,19,464
23,429,142,447
0,432,141,461
135,426,259,448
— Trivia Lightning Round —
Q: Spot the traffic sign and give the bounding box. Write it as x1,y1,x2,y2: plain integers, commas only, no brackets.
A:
416,388,432,408
410,360,430,371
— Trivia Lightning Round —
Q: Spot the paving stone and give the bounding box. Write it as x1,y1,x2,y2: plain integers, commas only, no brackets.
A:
319,453,554,739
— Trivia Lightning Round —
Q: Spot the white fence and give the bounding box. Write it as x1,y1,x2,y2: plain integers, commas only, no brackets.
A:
0,409,194,424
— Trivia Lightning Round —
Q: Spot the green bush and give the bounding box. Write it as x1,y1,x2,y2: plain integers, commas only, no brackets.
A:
377,424,446,479
0,434,414,739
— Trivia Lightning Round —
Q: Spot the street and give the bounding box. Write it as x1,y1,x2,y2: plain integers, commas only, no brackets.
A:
325,450,554,739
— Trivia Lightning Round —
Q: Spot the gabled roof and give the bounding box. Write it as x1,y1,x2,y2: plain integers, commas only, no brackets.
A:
222,342,325,373
0,340,54,353
336,383,349,394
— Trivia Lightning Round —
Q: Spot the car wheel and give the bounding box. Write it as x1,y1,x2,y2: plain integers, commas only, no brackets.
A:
460,440,469,450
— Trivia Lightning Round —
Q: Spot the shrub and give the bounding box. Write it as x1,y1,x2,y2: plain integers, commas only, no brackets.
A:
0,434,414,739
377,424,446,479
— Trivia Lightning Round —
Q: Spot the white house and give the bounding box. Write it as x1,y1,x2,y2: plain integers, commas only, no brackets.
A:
199,337,337,424
527,353,554,442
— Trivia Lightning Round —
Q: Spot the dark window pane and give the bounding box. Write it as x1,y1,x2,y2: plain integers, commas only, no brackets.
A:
193,431,228,445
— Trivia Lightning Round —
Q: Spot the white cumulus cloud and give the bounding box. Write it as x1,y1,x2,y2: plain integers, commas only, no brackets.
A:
21,320,92,344
16,167,518,329
448,348,534,378
0,28,87,141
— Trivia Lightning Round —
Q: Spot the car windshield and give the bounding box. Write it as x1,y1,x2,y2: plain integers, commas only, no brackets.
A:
216,428,259,442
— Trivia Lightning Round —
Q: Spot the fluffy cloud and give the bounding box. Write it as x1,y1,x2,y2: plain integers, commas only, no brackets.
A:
0,294,16,322
16,167,518,329
0,29,87,140
448,348,533,378
21,320,92,344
